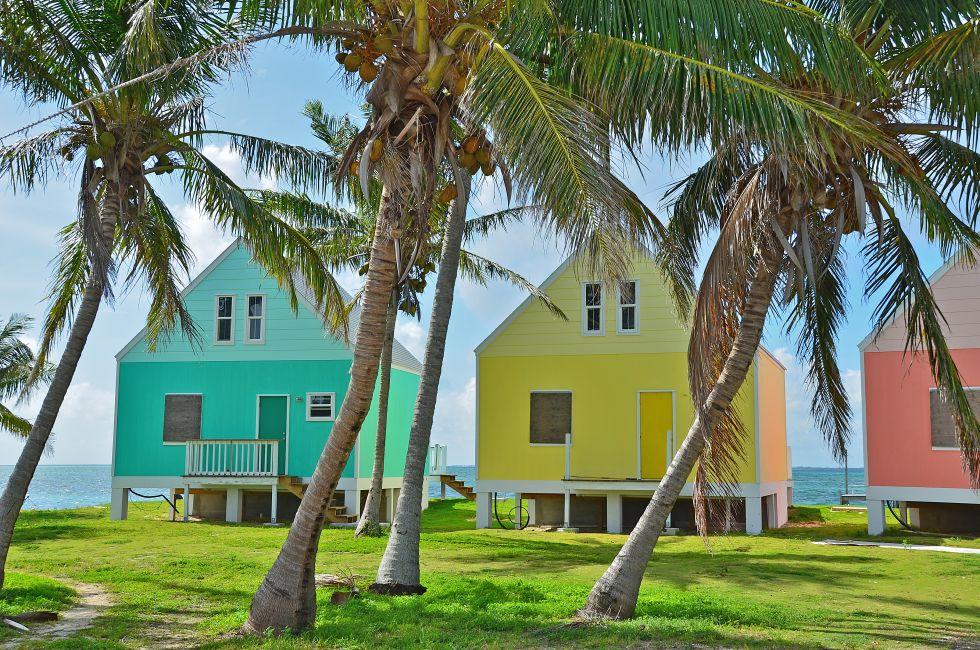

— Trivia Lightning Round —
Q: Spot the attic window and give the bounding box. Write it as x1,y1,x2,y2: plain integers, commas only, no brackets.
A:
618,281,638,333
215,295,234,343
583,282,603,335
530,391,572,445
246,295,265,343
929,387,976,449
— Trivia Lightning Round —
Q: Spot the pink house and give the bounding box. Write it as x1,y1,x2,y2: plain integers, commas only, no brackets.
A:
861,256,980,535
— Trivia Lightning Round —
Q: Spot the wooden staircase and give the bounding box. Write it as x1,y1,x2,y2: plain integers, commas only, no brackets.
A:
438,474,476,501
278,476,358,524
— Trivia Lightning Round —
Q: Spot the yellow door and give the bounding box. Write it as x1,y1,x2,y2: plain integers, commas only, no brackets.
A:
639,392,672,479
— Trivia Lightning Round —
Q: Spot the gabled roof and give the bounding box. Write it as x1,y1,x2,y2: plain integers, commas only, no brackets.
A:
857,254,960,352
474,248,783,367
116,239,423,374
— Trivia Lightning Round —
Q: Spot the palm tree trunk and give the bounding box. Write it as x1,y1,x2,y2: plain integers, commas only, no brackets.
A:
0,192,120,589
580,245,780,620
371,176,470,594
245,188,400,634
355,292,397,538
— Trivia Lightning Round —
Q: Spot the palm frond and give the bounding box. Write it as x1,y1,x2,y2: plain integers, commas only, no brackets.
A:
914,133,980,227
864,216,980,485
463,205,543,243
458,249,567,320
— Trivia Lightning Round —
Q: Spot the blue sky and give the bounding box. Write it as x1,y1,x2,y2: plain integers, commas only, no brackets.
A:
0,42,951,469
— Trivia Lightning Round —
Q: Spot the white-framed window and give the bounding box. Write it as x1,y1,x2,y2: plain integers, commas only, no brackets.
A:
582,282,603,335
306,392,335,421
215,295,235,344
618,280,639,333
246,295,265,343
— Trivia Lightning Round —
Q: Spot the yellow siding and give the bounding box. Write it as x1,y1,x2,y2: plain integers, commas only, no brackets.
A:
477,352,758,483
481,252,688,358
758,350,789,483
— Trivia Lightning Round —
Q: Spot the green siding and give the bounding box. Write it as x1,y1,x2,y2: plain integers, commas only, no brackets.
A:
113,242,421,481
357,368,420,479
121,244,352,363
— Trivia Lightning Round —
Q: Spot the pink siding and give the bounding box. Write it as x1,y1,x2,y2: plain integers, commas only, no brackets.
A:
864,349,979,489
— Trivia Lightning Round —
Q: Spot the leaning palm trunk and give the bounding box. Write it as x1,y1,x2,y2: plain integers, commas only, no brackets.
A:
0,193,120,589
371,178,470,593
244,189,400,634
355,293,398,538
580,245,780,620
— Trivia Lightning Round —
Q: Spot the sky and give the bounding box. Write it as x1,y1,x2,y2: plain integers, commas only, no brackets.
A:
0,42,952,469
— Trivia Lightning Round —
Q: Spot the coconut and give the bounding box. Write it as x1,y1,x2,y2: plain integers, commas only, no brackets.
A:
342,38,355,49
459,151,476,168
370,139,383,162
98,131,116,148
480,162,495,176
453,76,467,96
475,148,491,165
437,184,458,203
349,160,361,176
359,62,379,82
344,53,363,72
335,51,348,64
462,136,479,154
466,159,480,174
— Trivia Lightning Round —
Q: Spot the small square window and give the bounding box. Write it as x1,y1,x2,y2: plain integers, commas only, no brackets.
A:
307,392,335,421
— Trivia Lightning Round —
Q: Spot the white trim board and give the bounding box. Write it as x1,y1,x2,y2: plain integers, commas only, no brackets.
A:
866,485,980,504
475,478,790,499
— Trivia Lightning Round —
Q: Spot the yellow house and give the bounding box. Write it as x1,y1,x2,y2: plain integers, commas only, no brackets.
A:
474,251,792,534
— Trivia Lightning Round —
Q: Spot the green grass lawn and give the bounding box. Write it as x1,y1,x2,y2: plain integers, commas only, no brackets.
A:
2,500,978,648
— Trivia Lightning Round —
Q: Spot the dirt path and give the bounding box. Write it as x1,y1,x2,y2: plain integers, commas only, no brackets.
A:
2,581,111,649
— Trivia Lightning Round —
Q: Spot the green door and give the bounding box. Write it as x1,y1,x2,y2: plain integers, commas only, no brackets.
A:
258,395,288,474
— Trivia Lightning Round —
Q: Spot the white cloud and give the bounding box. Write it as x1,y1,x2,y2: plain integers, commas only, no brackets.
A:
395,318,426,359
175,203,235,275
771,346,863,467
201,142,277,190
431,376,476,464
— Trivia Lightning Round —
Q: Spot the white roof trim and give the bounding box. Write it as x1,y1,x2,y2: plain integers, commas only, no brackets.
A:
474,248,783,369
857,254,960,352
115,238,243,360
115,238,423,374
474,253,576,355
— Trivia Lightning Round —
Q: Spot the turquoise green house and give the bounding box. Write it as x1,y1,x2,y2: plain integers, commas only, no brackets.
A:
109,240,432,524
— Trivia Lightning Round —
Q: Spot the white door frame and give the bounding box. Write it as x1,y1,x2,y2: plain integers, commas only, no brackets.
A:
635,390,676,480
255,394,291,475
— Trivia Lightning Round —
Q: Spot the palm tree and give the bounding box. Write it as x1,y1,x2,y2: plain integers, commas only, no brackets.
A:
218,0,904,632
0,315,48,439
581,0,980,619
0,0,343,589
256,104,564,538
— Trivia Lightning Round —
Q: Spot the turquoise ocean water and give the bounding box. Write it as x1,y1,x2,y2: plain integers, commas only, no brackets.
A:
0,464,865,511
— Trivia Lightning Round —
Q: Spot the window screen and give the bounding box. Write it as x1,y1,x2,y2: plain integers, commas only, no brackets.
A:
530,392,571,444
619,281,637,332
584,283,602,333
216,296,233,342
247,295,264,342
929,388,978,448
163,394,202,443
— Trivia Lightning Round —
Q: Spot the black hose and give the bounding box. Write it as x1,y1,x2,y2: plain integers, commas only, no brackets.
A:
885,500,915,531
492,492,529,530
128,488,181,516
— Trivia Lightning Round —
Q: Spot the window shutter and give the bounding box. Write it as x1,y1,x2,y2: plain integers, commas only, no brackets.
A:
929,389,979,448
530,392,571,444
163,394,202,443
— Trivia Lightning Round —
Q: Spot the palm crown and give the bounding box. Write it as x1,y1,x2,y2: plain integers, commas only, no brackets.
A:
662,0,980,497
0,0,344,366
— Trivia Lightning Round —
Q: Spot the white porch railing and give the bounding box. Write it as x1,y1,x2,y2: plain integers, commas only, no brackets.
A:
428,444,448,475
184,439,279,477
